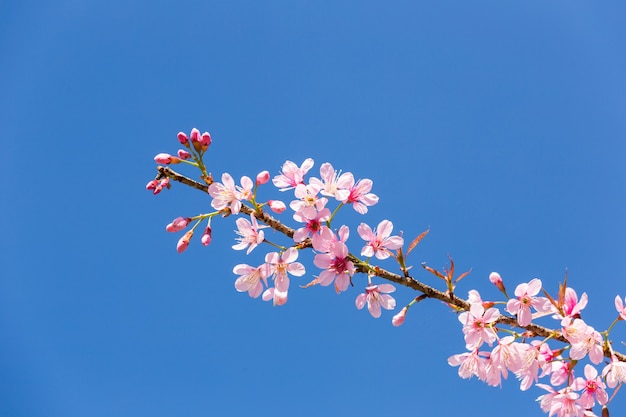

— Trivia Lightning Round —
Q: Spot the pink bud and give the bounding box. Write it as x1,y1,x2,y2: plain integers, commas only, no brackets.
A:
201,226,212,246
177,230,193,253
190,128,201,143
489,272,506,293
166,217,191,232
268,200,286,214
200,132,212,150
154,153,173,164
177,132,189,145
177,149,191,160
146,179,159,190
256,170,270,185
153,178,170,195
392,307,408,327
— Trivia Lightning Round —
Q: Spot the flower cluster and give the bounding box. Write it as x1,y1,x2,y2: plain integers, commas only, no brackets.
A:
147,128,626,417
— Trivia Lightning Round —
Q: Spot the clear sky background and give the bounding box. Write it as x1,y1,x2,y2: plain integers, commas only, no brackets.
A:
2,1,626,416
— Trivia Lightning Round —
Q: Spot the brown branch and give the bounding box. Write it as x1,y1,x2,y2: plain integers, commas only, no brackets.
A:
156,165,626,363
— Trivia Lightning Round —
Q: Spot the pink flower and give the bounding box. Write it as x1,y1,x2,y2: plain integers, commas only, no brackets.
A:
208,173,242,214
615,295,626,320
267,199,286,214
602,355,626,388
458,302,499,349
489,272,507,293
309,162,352,200
177,230,193,253
357,220,404,260
166,217,191,232
234,263,269,298
289,183,327,220
448,349,487,380
339,174,379,214
232,214,266,254
147,178,170,195
313,241,355,292
561,287,588,318
292,208,331,243
490,336,524,376
536,385,584,417
392,307,408,326
272,158,314,191
355,283,396,318
261,247,306,306
505,278,551,326
311,225,349,253
572,364,608,409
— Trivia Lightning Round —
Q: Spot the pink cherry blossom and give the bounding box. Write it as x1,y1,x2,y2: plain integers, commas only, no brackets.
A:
177,149,191,160
560,287,588,318
177,131,189,145
311,225,349,253
355,283,396,318
339,173,379,214
615,295,626,320
166,217,191,232
154,153,180,164
308,162,352,200
289,183,327,220
262,247,306,306
602,355,626,388
147,177,170,195
505,278,551,326
357,220,404,260
313,241,355,292
234,263,269,298
272,158,314,191
536,385,584,417
232,214,266,254
448,349,487,380
208,173,242,214
572,364,608,409
293,208,331,243
458,302,499,349
489,271,507,293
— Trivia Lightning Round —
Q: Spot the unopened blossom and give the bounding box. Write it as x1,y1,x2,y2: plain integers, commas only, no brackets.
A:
392,307,408,327
262,247,306,306
208,173,242,214
572,364,608,409
489,272,507,293
292,208,331,243
458,302,499,350
234,263,269,298
148,177,170,195
166,216,191,232
201,226,212,246
177,230,193,253
177,149,191,160
506,278,551,326
190,128,202,152
232,214,266,254
313,241,355,292
339,173,379,214
308,162,352,200
267,199,286,214
358,220,404,260
177,131,189,145
355,283,396,318
256,170,270,185
615,295,626,320
272,158,314,191
602,355,626,388
154,153,180,164
200,131,211,151
289,183,327,220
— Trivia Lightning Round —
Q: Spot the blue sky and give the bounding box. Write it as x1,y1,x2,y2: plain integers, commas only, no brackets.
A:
2,1,626,416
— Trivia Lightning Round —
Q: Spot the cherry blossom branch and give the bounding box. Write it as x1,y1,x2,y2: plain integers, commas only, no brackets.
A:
154,165,626,363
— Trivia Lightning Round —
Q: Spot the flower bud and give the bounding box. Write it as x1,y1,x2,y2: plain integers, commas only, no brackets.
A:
190,128,202,152
166,217,191,232
256,170,270,185
177,149,191,160
177,131,189,146
177,230,193,253
392,307,408,327
201,226,212,246
146,179,159,191
201,132,212,151
153,178,170,195
489,272,506,293
154,153,173,164
268,200,286,214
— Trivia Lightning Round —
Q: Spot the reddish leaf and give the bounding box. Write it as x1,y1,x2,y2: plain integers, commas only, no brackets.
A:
406,228,430,256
